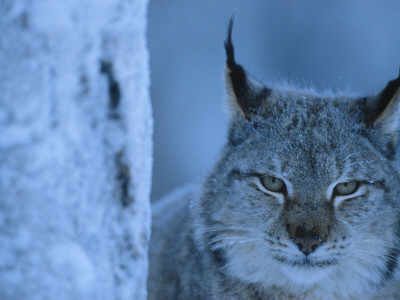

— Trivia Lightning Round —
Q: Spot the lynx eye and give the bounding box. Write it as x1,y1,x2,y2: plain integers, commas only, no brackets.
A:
260,176,285,193
334,182,359,196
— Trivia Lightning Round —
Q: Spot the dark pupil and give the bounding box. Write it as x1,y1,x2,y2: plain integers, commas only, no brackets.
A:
271,178,276,184
343,183,348,187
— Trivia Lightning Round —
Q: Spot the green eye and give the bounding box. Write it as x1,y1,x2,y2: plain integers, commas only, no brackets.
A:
335,182,359,196
260,176,286,193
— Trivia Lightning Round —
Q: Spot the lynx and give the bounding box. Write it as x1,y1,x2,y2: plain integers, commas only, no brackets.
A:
148,20,400,299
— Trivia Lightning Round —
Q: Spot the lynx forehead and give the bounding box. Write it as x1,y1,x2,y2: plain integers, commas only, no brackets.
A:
148,19,400,299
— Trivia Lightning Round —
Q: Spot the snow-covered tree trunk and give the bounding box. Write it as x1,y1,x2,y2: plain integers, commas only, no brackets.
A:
0,0,151,299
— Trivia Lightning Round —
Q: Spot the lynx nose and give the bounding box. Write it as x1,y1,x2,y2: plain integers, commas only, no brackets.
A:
294,235,322,256
286,223,327,256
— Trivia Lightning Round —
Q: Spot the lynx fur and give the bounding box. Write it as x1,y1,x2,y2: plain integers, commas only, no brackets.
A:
148,20,400,299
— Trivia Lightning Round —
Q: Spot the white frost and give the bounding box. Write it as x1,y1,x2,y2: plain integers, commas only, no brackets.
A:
49,242,95,293
0,0,152,299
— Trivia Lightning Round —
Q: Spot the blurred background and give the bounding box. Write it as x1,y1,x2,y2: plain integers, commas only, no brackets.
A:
148,0,400,201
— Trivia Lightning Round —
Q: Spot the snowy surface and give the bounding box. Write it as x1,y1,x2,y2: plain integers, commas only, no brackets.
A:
0,0,151,299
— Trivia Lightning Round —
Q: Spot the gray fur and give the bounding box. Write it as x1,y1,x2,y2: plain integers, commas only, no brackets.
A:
148,23,400,299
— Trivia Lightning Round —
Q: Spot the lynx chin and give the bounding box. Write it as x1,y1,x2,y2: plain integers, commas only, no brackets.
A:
148,19,400,299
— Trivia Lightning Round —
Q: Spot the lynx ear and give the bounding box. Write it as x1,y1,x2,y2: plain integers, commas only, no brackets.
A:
364,71,400,152
224,18,271,119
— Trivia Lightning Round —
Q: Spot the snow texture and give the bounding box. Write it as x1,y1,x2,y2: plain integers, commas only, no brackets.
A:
0,0,152,299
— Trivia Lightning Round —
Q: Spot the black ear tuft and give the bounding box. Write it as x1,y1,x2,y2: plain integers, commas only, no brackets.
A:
363,69,400,157
224,17,236,71
369,69,400,125
224,18,271,119
224,17,247,107
363,70,400,126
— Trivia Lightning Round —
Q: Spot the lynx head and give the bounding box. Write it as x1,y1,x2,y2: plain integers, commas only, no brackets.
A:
194,19,400,297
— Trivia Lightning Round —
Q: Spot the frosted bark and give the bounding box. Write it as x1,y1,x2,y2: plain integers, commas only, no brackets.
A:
0,0,152,299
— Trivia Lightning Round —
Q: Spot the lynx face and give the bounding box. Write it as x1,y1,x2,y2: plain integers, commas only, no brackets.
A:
194,20,400,296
